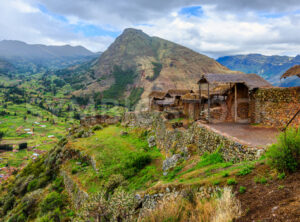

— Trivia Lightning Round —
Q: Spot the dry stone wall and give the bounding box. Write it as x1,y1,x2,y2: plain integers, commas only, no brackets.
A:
250,87,300,128
123,111,259,162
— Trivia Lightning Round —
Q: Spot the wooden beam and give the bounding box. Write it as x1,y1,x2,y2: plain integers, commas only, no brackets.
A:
234,84,237,122
208,83,210,123
199,81,202,118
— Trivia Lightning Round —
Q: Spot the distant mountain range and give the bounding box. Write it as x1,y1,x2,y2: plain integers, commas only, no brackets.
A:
59,28,240,109
217,54,300,87
0,40,99,72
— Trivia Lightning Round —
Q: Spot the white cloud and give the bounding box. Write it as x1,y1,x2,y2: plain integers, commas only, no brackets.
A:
0,0,300,57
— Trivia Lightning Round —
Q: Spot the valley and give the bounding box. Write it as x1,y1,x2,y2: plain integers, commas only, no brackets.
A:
0,28,299,222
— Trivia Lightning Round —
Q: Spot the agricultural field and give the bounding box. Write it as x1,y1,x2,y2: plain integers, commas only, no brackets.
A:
0,101,75,181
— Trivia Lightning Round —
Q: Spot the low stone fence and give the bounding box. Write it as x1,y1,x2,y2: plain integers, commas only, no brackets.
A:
80,115,121,126
123,112,259,162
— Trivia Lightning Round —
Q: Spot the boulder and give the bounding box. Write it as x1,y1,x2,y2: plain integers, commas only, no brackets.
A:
163,154,181,172
147,136,156,148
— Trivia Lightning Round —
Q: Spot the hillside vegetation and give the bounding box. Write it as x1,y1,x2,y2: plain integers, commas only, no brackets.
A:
1,119,298,221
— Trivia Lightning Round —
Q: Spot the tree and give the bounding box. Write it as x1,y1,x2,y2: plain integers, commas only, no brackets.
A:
0,131,4,141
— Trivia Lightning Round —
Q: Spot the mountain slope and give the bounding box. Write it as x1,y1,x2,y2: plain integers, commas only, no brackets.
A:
0,59,15,74
217,54,300,87
0,40,98,71
69,28,241,110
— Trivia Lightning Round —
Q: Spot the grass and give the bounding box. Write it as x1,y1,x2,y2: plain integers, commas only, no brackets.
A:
64,125,163,193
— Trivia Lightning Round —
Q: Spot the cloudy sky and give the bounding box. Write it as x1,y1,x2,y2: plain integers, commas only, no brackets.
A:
1,0,300,58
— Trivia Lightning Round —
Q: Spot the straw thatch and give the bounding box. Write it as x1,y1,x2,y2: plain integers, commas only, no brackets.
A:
167,89,194,97
155,98,175,106
198,73,272,90
281,65,300,79
148,91,168,99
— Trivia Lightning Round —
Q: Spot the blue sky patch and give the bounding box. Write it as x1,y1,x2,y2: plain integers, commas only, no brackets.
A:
71,24,121,37
37,4,68,22
179,6,203,17
37,4,120,38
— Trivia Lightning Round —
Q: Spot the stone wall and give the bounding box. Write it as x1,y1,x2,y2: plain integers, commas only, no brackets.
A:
250,87,300,128
80,115,121,127
123,111,259,162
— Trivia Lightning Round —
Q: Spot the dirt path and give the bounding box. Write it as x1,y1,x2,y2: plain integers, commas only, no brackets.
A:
205,123,279,148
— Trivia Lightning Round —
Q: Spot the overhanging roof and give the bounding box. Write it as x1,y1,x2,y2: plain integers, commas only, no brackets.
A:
197,73,272,90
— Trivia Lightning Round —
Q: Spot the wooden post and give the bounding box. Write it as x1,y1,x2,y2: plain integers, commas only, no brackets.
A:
207,83,210,123
234,84,237,122
199,81,202,119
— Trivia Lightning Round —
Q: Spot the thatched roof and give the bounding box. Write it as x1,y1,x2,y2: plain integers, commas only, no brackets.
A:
167,89,194,97
182,93,201,100
281,65,300,79
148,91,168,99
198,73,272,90
155,98,175,106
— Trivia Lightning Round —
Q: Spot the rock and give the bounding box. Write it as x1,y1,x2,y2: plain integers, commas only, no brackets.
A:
120,131,128,136
148,136,156,148
163,154,181,172
166,187,170,192
135,194,141,201
76,162,81,165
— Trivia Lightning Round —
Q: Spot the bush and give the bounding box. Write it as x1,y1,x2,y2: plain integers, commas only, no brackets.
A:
92,124,103,131
236,166,253,176
27,179,38,192
266,127,300,172
0,131,4,140
278,172,285,180
19,143,28,150
254,176,267,184
52,176,64,192
239,186,246,194
40,192,63,213
227,178,237,185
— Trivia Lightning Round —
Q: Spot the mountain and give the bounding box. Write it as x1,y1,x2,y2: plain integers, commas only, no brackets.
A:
0,40,98,71
0,58,15,74
217,54,300,87
64,28,241,110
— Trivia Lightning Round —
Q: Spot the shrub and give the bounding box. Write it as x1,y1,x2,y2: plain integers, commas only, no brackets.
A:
266,127,300,172
27,179,38,192
122,153,152,178
277,172,285,180
239,186,246,194
213,180,220,186
236,166,253,176
71,168,78,174
227,178,237,185
3,195,15,214
254,176,267,184
0,131,4,140
40,192,63,213
52,176,64,192
19,143,28,150
222,172,229,178
92,124,103,131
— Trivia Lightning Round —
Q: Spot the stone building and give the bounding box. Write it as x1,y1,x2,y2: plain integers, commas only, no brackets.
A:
197,73,273,123
148,91,172,111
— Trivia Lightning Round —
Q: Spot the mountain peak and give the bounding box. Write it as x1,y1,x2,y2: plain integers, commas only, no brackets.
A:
122,28,145,35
